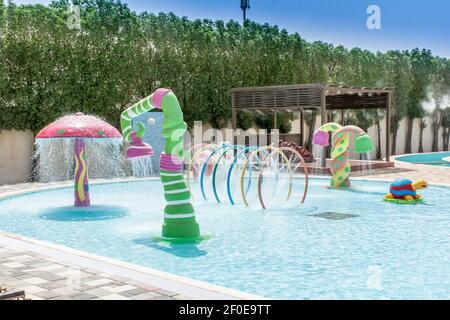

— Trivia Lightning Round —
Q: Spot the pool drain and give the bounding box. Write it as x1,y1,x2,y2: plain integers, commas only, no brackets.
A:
308,212,358,220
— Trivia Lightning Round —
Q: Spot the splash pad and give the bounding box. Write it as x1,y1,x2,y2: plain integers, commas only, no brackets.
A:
120,88,311,242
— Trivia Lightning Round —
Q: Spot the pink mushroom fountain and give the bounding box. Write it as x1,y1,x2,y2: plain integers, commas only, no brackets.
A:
36,113,122,207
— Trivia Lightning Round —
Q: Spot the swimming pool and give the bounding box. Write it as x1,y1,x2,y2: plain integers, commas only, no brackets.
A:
395,152,450,167
0,178,449,299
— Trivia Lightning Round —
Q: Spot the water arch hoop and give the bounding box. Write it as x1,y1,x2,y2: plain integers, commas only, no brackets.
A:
187,144,309,209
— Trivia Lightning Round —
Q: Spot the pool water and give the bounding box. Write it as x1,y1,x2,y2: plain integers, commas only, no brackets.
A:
396,152,450,167
0,179,449,299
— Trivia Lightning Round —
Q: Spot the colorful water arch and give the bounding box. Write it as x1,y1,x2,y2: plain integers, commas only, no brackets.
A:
187,144,309,209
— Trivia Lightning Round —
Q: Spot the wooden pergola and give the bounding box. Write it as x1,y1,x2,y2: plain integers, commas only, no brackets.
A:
231,83,394,161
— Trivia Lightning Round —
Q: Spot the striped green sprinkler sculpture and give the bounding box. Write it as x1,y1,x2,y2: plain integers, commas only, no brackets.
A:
121,88,202,243
313,122,375,188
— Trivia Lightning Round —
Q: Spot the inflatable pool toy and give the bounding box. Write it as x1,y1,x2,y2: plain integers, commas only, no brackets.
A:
384,179,427,204
313,123,374,188
121,88,201,243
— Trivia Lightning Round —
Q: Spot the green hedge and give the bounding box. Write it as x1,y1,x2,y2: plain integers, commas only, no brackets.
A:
0,0,449,142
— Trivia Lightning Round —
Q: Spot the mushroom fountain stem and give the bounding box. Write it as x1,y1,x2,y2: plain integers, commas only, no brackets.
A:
74,138,90,207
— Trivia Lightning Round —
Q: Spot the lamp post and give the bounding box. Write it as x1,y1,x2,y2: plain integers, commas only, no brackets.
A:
241,0,250,22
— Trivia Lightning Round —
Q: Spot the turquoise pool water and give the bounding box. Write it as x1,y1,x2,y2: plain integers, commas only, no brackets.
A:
396,152,450,167
0,179,449,299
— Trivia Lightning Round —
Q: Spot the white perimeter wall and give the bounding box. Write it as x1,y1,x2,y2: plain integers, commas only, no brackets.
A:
0,130,34,185
291,115,447,158
0,116,447,186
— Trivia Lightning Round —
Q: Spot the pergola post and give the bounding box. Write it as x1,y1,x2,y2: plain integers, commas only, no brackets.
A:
386,91,392,162
320,87,327,168
300,111,304,146
273,110,278,130
231,92,237,131
231,93,238,145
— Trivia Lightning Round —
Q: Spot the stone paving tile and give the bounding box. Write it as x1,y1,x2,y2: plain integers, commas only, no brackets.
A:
26,294,44,300
56,269,77,277
0,245,192,300
154,288,180,297
39,279,69,290
70,293,98,300
38,264,67,272
123,287,149,296
35,290,62,299
49,296,73,300
23,277,49,285
101,293,131,300
130,292,165,300
21,285,47,294
136,283,159,291
35,272,66,282
98,272,115,278
7,254,35,261
101,284,137,293
84,288,112,297
84,278,114,287
109,275,136,283
150,295,177,300
51,287,82,296
2,262,26,268
173,294,196,300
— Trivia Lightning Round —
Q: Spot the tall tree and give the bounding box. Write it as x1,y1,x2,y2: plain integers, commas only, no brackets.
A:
382,51,412,155
442,107,450,151
418,118,427,153
427,57,450,151
404,49,434,154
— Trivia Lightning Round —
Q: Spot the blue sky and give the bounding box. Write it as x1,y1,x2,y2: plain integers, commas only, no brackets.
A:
13,0,450,57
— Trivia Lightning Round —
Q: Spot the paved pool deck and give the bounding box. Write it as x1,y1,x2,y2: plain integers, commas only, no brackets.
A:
0,163,448,300
0,229,264,300
0,244,181,300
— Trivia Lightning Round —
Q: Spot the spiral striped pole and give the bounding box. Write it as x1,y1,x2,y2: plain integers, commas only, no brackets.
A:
315,123,369,188
314,123,342,187
121,89,201,243
330,126,366,188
